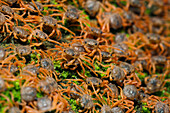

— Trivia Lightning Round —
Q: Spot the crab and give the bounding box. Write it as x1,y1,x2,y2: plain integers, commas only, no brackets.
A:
56,47,97,78
82,0,107,17
21,64,39,77
97,11,123,32
148,55,170,74
142,71,170,94
82,38,108,62
140,33,170,55
80,26,114,45
21,86,37,102
2,45,41,66
4,26,31,42
25,15,75,38
123,84,139,101
93,51,114,64
119,62,135,74
154,101,169,113
59,5,90,29
36,96,52,111
28,29,62,47
96,65,126,85
20,1,44,16
116,0,146,16
93,86,123,113
101,83,119,99
39,58,59,78
23,92,69,113
0,12,13,34
61,82,96,113
38,76,60,94
0,4,26,25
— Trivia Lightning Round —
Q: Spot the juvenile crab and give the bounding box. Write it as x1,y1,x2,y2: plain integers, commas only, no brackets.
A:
92,87,123,113
25,15,75,38
62,82,95,112
119,62,135,74
112,43,129,58
80,26,114,45
38,76,60,94
97,11,123,32
154,101,169,113
20,1,44,16
28,29,62,46
21,64,39,77
37,96,52,111
97,65,126,84
101,83,119,99
39,58,59,77
5,26,30,42
140,33,170,55
148,55,169,74
56,47,97,78
116,0,146,16
83,0,102,17
93,51,114,64
82,38,109,62
2,45,41,65
123,85,138,101
60,5,90,29
0,12,13,34
142,71,170,94
21,86,37,102
114,33,128,43
0,4,26,25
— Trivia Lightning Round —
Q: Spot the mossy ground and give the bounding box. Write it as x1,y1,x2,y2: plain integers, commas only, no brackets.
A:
0,0,169,113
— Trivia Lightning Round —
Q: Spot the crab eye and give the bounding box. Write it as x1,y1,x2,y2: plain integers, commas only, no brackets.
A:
77,16,79,19
17,31,19,34
84,41,87,44
72,53,75,56
64,50,66,52
95,43,97,45
100,31,102,34
2,8,4,11
44,37,47,39
91,29,93,31
54,24,56,26
44,21,46,24
147,79,149,82
66,15,69,18
36,32,38,35
98,82,100,85
26,35,29,37
88,81,90,84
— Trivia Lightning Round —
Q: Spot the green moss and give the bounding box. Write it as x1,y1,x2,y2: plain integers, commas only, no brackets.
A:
67,99,80,113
